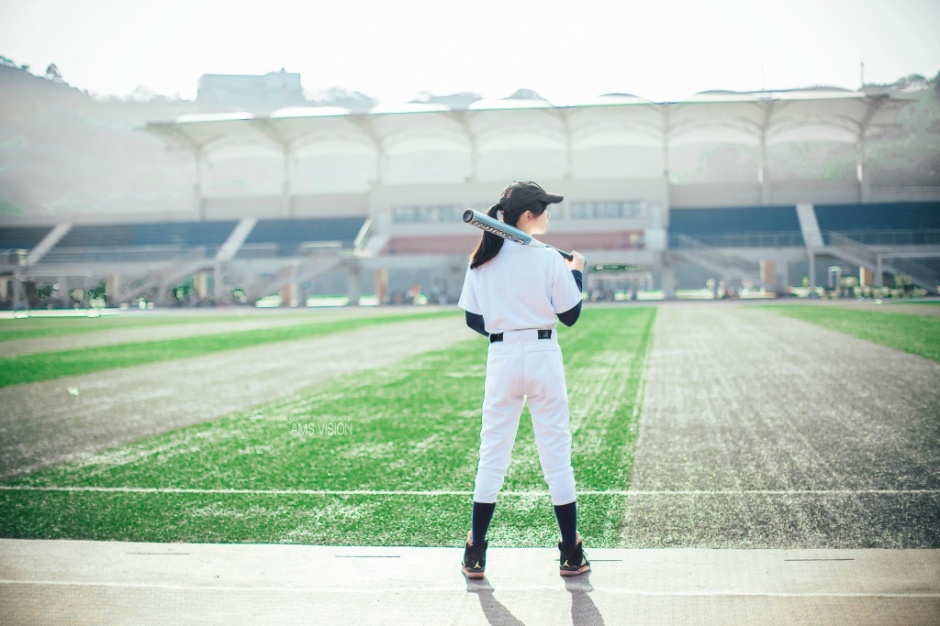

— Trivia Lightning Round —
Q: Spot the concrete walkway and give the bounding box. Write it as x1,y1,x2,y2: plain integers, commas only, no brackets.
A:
1,539,938,625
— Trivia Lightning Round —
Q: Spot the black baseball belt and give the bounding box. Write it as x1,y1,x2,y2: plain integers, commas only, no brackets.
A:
489,329,552,343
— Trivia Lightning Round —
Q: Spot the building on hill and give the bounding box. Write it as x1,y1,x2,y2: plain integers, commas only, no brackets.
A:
197,69,305,112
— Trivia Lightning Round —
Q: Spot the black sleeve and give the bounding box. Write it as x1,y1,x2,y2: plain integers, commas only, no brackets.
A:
557,270,583,327
465,311,488,337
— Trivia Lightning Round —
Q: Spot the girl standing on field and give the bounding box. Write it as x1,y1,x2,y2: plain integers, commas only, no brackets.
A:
457,180,590,578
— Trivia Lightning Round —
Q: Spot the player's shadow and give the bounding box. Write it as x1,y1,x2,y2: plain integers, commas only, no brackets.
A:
465,574,605,626
565,573,606,626
465,578,525,626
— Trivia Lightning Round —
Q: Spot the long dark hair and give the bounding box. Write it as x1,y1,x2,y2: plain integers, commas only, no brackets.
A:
469,200,548,268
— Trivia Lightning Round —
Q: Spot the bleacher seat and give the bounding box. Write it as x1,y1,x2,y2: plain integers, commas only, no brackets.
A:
42,221,238,263
55,221,237,248
668,206,804,248
0,225,54,251
815,201,940,245
239,217,365,258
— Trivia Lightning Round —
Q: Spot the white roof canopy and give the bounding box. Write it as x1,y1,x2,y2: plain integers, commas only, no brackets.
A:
146,89,910,180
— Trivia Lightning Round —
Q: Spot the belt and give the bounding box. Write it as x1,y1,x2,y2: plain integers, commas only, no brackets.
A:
489,329,552,343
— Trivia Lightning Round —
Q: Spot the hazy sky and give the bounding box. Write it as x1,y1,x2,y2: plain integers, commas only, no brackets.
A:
2,0,938,104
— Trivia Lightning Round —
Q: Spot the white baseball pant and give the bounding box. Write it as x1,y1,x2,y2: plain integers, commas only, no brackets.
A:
473,329,577,506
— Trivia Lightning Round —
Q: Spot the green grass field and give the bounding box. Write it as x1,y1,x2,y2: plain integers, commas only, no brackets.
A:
764,305,940,362
1,302,935,548
0,310,450,388
0,312,304,342
0,307,655,547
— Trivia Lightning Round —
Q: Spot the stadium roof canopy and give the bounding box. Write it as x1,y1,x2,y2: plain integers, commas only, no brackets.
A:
145,88,910,184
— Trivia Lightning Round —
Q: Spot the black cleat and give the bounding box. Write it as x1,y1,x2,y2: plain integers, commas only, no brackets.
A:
461,531,487,579
558,536,590,577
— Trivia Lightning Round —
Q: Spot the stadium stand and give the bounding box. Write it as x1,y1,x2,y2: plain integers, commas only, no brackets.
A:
237,217,366,258
814,201,940,245
3,85,937,307
41,221,238,264
0,225,55,251
668,206,805,248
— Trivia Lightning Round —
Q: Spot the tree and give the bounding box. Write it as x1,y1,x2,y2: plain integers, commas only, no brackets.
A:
45,63,63,82
508,89,545,101
307,87,376,113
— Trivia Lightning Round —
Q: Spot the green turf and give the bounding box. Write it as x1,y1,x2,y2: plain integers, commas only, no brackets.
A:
0,312,316,342
765,305,940,362
0,490,624,547
1,307,656,547
0,310,454,388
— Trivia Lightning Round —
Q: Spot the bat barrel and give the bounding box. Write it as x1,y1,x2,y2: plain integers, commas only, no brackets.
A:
463,208,574,261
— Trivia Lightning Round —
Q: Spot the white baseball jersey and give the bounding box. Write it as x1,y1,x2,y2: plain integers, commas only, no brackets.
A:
458,243,582,334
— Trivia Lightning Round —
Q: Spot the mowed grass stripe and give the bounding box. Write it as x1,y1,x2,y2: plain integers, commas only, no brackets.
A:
0,312,313,342
12,308,653,492
10,336,490,491
8,486,936,495
5,307,655,547
0,490,623,547
0,310,456,388
764,305,940,362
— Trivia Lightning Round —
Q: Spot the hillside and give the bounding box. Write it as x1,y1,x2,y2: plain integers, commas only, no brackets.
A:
0,66,210,217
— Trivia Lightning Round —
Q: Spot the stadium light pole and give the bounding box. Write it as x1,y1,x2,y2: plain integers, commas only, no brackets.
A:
194,148,205,220
759,100,774,206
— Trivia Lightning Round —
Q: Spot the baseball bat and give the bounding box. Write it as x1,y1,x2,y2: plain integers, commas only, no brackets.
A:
462,209,574,261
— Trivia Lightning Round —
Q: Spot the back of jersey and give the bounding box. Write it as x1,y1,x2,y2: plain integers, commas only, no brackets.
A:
458,243,582,334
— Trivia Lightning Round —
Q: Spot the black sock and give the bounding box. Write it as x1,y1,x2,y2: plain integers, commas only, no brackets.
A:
471,501,496,546
553,501,577,548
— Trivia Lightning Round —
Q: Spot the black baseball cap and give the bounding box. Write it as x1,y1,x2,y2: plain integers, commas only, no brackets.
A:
499,180,564,212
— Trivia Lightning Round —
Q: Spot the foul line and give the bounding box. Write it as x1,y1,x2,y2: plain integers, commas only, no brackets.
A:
0,579,938,599
1,486,939,497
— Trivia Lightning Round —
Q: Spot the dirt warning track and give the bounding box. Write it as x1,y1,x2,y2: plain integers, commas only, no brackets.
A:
626,304,940,548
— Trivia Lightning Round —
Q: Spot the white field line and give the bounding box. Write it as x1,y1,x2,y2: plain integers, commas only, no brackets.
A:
0,579,938,598
2,486,939,496
632,349,647,422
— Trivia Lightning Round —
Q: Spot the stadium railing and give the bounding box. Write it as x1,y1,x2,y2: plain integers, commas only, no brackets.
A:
668,231,805,249
39,245,216,265
820,229,940,246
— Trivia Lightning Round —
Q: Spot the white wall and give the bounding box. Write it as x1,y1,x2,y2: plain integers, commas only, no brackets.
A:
369,177,669,238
